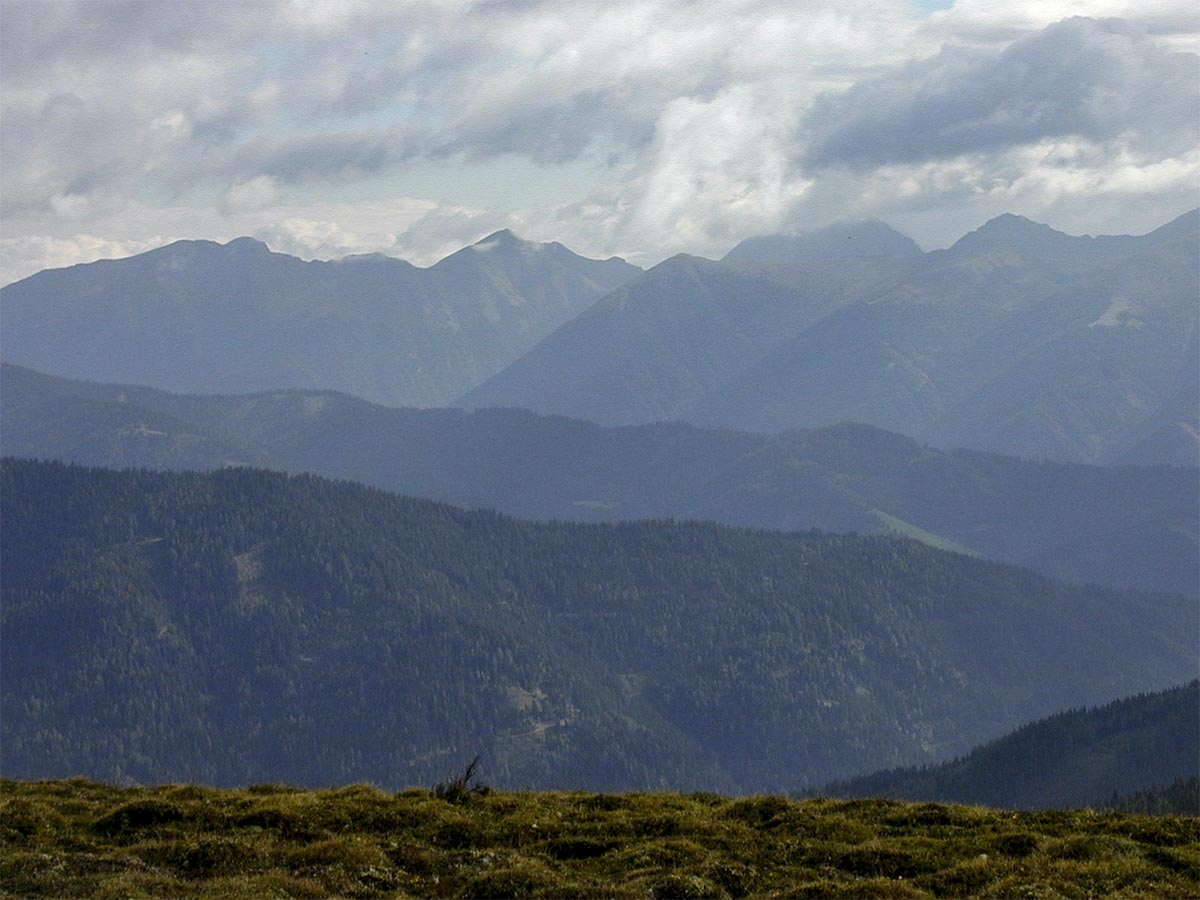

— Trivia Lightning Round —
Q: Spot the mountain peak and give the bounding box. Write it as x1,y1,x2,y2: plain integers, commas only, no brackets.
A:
723,220,921,263
984,213,1036,226
949,214,1071,256
975,213,1057,236
472,229,527,250
643,253,714,281
223,236,271,253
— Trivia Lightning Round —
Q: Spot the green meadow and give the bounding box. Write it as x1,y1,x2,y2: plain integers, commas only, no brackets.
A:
2,779,1197,899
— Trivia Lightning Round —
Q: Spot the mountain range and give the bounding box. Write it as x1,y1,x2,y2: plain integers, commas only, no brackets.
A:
3,458,1193,792
1,210,1197,801
4,212,1193,465
5,363,1196,599
0,230,639,408
460,211,1199,466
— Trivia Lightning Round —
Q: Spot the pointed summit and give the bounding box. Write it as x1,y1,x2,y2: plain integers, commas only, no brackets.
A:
472,229,526,250
949,214,1079,258
965,213,1058,238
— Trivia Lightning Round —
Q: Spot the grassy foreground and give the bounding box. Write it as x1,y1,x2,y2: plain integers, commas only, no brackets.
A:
2,779,1197,899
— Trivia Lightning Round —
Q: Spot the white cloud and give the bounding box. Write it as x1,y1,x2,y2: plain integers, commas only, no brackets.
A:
925,0,1200,46
781,142,1200,250
803,17,1196,169
0,0,1195,278
605,84,811,257
224,176,280,212
252,218,396,260
0,194,452,284
0,235,178,287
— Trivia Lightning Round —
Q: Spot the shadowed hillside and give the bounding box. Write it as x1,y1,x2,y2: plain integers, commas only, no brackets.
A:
823,682,1200,811
2,458,1194,792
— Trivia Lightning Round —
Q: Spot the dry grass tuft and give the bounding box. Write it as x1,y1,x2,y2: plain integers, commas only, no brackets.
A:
1,778,1196,898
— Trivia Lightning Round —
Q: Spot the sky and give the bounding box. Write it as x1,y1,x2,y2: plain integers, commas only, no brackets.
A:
1,0,1197,285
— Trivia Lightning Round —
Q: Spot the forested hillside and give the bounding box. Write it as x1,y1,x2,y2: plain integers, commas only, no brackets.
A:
823,682,1200,811
5,364,1196,599
2,459,1193,793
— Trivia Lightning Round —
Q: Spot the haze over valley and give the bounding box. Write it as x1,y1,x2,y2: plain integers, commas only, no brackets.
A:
2,209,1197,801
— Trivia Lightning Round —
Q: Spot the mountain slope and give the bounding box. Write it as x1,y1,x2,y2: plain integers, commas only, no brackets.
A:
5,364,1197,599
0,232,639,408
925,221,1200,462
8,781,1200,900
823,682,1200,811
694,210,1199,464
461,212,1198,465
457,254,831,425
2,459,1194,791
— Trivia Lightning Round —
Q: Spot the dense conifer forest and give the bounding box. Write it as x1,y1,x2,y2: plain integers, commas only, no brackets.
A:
2,458,1193,793
822,682,1199,810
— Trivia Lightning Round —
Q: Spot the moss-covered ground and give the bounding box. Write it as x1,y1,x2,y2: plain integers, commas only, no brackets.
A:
2,779,1197,898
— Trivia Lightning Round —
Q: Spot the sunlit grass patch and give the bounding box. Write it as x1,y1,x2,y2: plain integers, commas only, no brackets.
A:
1,778,1197,898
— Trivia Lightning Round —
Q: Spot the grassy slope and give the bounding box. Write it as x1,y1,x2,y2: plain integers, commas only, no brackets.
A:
868,509,980,558
2,780,1197,899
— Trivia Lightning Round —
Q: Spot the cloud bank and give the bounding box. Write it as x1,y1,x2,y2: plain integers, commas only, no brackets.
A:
1,0,1196,283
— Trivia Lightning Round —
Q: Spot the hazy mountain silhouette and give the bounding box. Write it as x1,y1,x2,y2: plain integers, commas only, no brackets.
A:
6,364,1196,599
461,211,1198,465
723,220,922,262
0,232,639,408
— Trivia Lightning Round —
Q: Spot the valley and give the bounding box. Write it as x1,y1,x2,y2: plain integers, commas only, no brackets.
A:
1,215,1197,895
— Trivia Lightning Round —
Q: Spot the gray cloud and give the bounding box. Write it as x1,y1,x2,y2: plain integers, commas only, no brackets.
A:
0,0,258,78
0,0,265,216
2,1,1196,280
215,2,737,182
0,0,911,220
227,129,414,184
803,17,1198,170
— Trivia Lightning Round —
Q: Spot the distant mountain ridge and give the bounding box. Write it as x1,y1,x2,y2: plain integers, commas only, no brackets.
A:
823,682,1200,811
461,210,1199,466
3,211,1195,465
461,254,823,426
5,363,1197,600
0,231,640,408
3,458,1194,791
